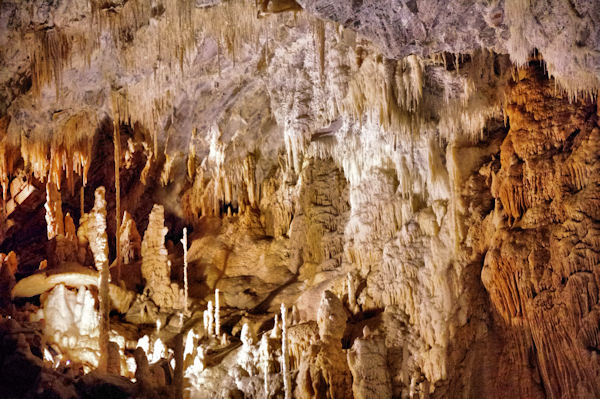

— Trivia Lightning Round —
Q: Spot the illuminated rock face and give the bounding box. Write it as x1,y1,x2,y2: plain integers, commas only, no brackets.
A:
39,284,100,367
0,1,599,398
482,67,600,399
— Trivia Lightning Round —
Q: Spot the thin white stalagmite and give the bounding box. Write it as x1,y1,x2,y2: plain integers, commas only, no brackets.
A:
208,300,214,336
271,314,279,338
203,310,209,334
181,228,189,314
87,187,110,372
215,288,220,336
281,303,291,399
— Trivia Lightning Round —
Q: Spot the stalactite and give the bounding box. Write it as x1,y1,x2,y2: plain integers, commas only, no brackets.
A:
80,185,85,216
44,181,64,240
314,19,326,82
113,117,122,281
30,28,71,98
242,155,257,208
0,116,16,200
187,128,197,181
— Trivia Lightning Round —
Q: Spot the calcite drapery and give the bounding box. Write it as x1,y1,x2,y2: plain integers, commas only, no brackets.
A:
482,66,600,399
45,182,77,265
38,284,100,368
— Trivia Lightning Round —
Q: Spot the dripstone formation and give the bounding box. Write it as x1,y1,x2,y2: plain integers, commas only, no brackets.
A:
0,1,599,398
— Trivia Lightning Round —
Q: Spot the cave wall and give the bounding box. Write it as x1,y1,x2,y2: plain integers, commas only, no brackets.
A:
0,1,600,398
483,66,600,399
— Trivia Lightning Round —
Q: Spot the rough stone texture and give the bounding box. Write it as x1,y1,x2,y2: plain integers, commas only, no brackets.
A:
0,1,599,398
141,204,183,310
296,291,352,399
0,252,17,310
38,284,100,368
348,330,392,399
297,0,600,92
119,210,141,265
85,186,110,372
482,65,600,399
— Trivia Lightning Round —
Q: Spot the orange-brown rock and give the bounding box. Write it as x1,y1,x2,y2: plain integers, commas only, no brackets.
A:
483,66,600,399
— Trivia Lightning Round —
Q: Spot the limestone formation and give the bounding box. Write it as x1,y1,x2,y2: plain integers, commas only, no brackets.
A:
348,328,392,399
141,204,182,310
86,187,110,372
296,291,352,398
482,66,600,399
38,284,100,367
44,182,64,241
120,211,141,265
0,0,599,398
0,251,17,309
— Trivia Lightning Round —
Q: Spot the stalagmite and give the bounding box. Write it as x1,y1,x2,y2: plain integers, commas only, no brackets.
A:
151,338,166,364
259,333,270,397
207,300,214,336
215,288,221,337
271,314,279,338
184,329,195,360
2,1,600,398
84,187,110,372
119,211,141,265
281,303,291,399
203,309,209,334
181,228,189,314
141,204,182,309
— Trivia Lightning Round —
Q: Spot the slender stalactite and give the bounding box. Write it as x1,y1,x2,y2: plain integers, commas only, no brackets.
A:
113,117,122,281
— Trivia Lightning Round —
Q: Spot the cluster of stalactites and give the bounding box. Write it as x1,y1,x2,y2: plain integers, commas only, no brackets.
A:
4,111,95,199
340,51,425,136
183,143,260,222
